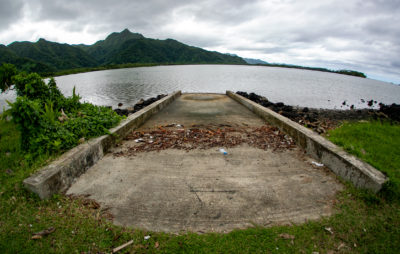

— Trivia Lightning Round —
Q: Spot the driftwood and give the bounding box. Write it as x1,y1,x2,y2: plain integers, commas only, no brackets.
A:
112,240,134,253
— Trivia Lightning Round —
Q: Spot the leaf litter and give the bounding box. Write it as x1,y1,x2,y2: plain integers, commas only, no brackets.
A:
113,124,296,157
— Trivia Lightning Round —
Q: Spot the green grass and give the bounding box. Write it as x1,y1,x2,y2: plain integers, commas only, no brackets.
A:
1,119,399,253
327,120,400,199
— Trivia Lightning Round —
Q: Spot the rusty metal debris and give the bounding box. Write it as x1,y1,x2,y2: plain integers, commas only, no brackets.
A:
114,124,296,157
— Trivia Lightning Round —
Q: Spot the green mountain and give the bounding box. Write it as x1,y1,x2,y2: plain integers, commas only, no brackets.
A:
106,37,245,65
0,44,18,63
8,38,98,70
80,28,145,63
0,29,246,74
0,44,55,73
80,29,244,65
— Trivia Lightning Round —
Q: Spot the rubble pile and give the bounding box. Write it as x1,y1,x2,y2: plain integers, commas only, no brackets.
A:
113,124,296,156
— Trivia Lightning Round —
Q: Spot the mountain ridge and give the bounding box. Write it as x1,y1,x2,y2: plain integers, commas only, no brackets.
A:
0,29,246,74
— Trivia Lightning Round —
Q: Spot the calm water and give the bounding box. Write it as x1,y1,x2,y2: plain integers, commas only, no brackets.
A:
1,65,399,111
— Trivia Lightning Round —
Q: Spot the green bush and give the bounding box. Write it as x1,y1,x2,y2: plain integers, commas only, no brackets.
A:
3,67,123,157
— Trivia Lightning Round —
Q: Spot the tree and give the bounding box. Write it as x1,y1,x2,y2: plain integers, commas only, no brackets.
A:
0,63,17,93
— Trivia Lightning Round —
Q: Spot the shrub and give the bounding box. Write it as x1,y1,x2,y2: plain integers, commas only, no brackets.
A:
5,71,123,156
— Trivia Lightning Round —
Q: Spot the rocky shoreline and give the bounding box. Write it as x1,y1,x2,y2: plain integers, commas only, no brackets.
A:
236,91,400,133
112,91,399,133
113,94,168,116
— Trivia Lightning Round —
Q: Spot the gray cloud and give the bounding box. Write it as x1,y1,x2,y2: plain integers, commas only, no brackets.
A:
0,0,399,83
0,0,24,30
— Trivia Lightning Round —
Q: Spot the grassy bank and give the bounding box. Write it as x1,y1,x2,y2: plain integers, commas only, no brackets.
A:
1,119,399,253
327,120,400,199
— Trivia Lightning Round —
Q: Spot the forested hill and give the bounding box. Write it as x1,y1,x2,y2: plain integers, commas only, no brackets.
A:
0,29,245,74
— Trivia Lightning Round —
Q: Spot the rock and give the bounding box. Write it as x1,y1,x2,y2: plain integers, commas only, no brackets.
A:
236,91,249,98
305,114,318,123
282,105,293,112
114,94,167,116
156,94,167,100
261,101,272,107
281,111,298,119
143,97,157,106
249,92,259,102
134,104,143,111
379,103,400,122
114,108,129,116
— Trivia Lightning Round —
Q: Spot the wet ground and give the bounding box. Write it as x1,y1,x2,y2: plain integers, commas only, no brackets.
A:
67,93,343,233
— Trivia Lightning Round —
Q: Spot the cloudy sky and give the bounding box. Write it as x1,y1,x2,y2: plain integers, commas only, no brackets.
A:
0,0,399,83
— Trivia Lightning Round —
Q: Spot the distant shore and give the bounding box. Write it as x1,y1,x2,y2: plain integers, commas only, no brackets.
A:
41,62,367,79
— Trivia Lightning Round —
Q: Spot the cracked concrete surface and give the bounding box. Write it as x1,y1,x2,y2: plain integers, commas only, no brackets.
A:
67,94,343,233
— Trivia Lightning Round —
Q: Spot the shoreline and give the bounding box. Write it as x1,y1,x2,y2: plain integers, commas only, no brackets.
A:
42,62,368,79
236,91,400,133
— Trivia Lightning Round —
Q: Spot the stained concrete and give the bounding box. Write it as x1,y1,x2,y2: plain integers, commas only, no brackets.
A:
227,91,387,192
140,93,265,128
67,93,343,233
68,147,341,233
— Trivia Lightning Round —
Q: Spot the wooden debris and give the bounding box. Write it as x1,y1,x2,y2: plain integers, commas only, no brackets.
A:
114,125,296,157
31,227,55,239
113,240,134,253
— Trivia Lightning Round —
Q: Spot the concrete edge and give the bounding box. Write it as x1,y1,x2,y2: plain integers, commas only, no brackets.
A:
23,91,182,199
226,91,388,192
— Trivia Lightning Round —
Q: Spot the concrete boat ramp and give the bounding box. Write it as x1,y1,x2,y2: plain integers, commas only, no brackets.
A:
66,93,342,232
24,92,387,233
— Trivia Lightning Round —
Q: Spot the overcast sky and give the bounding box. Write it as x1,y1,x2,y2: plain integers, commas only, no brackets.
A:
0,0,399,83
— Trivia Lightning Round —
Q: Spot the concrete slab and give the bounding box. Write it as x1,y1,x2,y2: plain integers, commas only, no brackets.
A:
67,146,342,233
67,93,343,233
140,93,265,128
